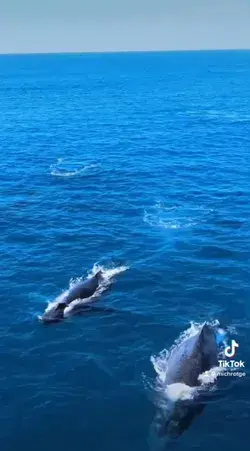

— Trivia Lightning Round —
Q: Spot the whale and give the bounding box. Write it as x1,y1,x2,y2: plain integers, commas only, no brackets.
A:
41,271,104,323
165,323,218,387
153,323,221,440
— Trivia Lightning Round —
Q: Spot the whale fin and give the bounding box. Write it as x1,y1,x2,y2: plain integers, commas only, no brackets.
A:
58,302,67,309
95,270,103,282
198,323,218,371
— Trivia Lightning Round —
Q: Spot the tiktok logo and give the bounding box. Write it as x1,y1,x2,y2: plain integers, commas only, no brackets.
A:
225,339,239,358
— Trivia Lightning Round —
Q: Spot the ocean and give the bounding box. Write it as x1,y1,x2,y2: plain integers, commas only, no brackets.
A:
0,50,250,451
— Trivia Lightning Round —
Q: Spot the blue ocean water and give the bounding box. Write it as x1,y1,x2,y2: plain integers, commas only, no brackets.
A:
0,50,250,451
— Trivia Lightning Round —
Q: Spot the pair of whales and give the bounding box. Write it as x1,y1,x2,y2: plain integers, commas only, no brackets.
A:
153,322,225,440
41,270,106,323
41,270,226,440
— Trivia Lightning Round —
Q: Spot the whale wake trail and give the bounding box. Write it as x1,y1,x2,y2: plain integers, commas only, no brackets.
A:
50,158,101,177
143,202,214,230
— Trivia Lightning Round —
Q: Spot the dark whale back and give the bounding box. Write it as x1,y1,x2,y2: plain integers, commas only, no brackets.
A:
64,272,102,305
165,323,218,387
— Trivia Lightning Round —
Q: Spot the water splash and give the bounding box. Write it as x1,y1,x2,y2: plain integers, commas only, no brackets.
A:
166,382,197,402
198,366,223,385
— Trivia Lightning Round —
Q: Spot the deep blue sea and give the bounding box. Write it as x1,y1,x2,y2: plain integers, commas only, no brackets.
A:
1,50,250,451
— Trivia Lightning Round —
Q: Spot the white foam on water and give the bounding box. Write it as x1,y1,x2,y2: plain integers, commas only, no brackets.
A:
198,366,224,385
50,158,100,177
143,212,183,229
165,382,196,402
143,202,213,230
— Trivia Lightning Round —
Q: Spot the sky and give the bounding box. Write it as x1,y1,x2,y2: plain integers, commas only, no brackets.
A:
1,0,250,54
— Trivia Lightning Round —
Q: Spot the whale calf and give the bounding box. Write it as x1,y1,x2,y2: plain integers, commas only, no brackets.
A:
41,271,104,323
153,323,221,440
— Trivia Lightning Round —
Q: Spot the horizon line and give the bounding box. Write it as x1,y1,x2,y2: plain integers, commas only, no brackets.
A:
1,47,250,57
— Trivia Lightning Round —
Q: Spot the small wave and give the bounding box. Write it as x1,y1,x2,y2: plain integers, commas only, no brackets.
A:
143,202,213,230
42,263,129,319
181,109,250,123
50,158,100,177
